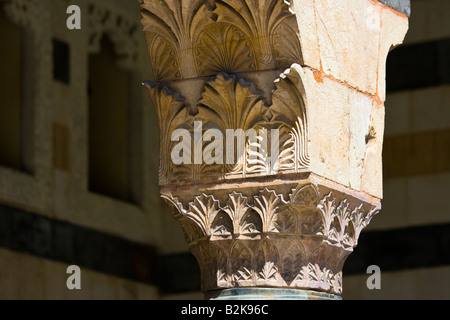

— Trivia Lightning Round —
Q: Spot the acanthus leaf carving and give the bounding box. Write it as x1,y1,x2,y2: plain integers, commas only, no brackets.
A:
210,0,299,69
186,194,221,237
147,64,311,184
223,192,255,235
141,0,304,80
329,199,352,246
317,192,336,238
253,188,286,233
352,206,379,247
198,73,268,178
162,183,377,248
259,262,278,282
273,22,304,68
140,0,213,79
199,73,265,132
150,35,180,80
143,81,188,185
271,66,310,171
161,193,186,217
160,182,379,295
196,23,255,75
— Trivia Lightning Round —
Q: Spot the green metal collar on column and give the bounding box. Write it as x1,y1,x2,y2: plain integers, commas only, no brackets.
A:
206,288,342,301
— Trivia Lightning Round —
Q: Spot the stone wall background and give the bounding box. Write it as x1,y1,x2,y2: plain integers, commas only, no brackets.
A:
342,0,450,300
0,0,164,299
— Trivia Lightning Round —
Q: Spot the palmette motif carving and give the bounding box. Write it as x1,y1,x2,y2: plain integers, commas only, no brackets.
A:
144,66,310,184
162,183,379,294
140,0,302,80
140,0,212,79
210,0,300,69
196,23,255,75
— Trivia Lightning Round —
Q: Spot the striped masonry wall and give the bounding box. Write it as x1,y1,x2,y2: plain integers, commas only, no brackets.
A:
1,0,449,300
343,0,450,299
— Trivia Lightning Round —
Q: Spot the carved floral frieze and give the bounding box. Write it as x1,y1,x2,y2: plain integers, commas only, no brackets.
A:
161,181,379,294
144,66,310,185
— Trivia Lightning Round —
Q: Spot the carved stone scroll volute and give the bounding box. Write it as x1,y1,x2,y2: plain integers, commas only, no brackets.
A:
139,0,409,299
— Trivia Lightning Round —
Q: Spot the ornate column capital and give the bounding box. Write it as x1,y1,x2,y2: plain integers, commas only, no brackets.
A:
139,0,409,299
162,175,379,295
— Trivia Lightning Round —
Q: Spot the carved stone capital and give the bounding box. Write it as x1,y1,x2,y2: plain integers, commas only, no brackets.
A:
162,175,379,295
139,0,409,298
